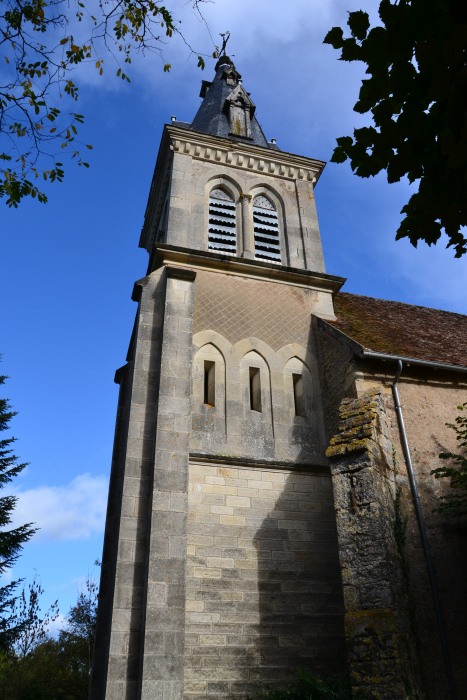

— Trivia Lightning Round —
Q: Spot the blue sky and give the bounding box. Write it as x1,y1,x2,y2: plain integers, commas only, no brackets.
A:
1,0,466,621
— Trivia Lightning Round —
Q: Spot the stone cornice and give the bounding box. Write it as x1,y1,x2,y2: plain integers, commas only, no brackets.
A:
167,124,326,184
155,244,345,297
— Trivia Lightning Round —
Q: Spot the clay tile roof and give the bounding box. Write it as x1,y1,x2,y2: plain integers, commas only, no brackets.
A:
329,292,467,368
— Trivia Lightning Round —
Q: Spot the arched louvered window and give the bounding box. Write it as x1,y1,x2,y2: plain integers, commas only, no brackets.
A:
208,188,237,255
253,195,281,263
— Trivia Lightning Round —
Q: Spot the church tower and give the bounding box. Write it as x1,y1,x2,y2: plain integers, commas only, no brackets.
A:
92,54,347,699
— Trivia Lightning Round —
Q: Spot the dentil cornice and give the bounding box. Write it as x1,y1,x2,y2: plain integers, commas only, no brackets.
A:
167,124,326,184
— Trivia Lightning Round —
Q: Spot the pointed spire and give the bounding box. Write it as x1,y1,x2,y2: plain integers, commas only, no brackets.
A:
190,55,272,148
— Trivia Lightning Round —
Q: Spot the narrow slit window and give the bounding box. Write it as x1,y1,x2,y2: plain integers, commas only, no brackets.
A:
253,195,281,263
292,373,305,417
249,367,262,412
204,361,215,406
208,188,237,255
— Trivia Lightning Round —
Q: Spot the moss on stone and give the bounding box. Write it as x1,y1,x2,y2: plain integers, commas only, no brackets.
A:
326,392,383,459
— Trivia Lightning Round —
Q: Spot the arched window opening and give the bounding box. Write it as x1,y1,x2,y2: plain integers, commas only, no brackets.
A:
204,361,216,406
208,188,237,255
292,373,305,417
249,367,262,412
253,195,281,263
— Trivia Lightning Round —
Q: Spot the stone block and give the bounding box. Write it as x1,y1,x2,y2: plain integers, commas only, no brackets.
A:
219,515,245,526
168,535,185,559
225,495,251,508
170,492,188,512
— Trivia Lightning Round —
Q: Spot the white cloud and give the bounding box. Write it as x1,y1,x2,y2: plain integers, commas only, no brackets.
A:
47,613,68,637
10,474,108,542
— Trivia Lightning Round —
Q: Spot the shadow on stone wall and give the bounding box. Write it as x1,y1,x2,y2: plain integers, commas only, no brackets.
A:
239,318,347,695
248,469,347,694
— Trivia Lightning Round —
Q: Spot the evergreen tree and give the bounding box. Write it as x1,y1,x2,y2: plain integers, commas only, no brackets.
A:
0,372,36,650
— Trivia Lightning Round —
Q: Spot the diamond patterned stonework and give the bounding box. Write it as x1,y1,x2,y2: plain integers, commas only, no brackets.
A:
194,271,315,350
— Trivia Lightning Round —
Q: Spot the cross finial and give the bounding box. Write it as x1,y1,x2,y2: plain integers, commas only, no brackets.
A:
219,31,230,56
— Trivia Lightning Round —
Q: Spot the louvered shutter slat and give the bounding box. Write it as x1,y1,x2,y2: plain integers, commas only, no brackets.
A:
209,191,237,255
253,198,281,263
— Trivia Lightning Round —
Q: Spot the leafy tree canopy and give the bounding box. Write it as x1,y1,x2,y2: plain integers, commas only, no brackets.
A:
0,571,98,699
0,0,211,206
324,0,467,257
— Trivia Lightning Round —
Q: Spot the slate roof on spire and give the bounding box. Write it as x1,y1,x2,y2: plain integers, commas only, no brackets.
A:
190,56,273,148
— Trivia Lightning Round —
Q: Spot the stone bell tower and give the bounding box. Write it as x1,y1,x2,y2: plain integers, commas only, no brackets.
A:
92,55,347,699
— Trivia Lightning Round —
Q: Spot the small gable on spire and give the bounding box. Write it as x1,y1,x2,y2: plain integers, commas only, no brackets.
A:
222,64,241,87
225,85,256,138
190,54,271,148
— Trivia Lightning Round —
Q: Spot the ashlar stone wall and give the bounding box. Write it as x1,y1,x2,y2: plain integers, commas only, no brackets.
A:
184,462,346,698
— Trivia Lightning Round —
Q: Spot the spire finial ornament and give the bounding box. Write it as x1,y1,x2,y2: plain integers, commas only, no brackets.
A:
219,31,230,56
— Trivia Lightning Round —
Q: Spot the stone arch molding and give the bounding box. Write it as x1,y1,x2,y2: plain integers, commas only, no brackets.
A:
248,183,286,213
230,337,276,372
204,173,244,201
190,333,325,460
193,330,232,358
276,343,318,373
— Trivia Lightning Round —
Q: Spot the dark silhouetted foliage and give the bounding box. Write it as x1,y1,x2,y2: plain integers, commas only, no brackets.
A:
0,372,36,651
325,0,467,256
247,671,352,700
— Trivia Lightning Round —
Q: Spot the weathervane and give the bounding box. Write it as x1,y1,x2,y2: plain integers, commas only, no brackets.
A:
219,31,231,56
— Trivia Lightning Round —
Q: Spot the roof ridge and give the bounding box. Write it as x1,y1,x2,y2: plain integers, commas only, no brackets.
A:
338,291,466,318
